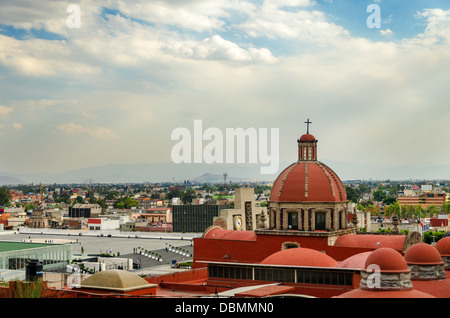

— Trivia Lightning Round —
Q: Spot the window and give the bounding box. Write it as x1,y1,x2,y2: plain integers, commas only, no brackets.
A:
209,264,353,286
287,212,298,230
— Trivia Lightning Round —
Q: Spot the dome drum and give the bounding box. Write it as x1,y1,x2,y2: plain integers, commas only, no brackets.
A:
407,264,447,281
359,270,413,291
268,203,348,232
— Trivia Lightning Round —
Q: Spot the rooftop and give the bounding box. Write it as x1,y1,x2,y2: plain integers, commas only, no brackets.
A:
0,241,56,252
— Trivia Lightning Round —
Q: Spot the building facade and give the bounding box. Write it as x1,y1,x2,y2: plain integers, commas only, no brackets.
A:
398,192,447,209
172,204,229,233
68,204,102,218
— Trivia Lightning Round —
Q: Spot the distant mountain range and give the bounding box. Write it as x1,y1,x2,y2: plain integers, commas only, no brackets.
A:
0,162,275,185
0,161,449,185
0,175,26,185
188,173,255,184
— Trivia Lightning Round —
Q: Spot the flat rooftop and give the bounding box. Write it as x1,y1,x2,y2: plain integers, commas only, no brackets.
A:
0,241,56,253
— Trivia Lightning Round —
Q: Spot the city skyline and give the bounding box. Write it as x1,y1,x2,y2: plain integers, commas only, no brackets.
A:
1,1,450,183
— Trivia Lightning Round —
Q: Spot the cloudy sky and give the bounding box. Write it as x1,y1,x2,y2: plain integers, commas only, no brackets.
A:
0,0,450,181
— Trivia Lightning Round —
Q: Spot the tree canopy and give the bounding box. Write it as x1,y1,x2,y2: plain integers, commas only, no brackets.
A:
0,186,12,206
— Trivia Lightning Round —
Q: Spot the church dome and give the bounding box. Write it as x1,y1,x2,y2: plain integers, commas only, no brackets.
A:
270,161,347,202
270,124,346,203
364,248,409,273
260,247,338,267
404,243,444,265
435,237,450,256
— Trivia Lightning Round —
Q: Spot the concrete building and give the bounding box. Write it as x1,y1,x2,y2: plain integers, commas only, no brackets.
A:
68,204,102,218
398,192,447,209
172,204,229,233
0,241,72,271
212,187,268,231
87,218,120,231
6,210,27,230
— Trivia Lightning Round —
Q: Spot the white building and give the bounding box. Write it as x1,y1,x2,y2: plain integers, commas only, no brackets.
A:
87,218,120,231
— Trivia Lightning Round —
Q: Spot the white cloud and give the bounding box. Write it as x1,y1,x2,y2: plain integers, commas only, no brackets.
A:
172,35,278,63
380,28,394,36
55,123,119,140
414,8,450,44
12,122,23,130
236,1,349,43
266,0,316,7
0,105,13,116
0,35,101,77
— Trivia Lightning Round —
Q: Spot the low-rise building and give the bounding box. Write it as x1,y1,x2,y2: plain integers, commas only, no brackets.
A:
398,192,447,209
68,204,102,218
87,218,120,231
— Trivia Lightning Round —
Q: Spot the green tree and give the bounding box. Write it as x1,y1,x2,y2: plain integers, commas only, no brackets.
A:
357,183,371,196
384,202,400,218
75,196,85,204
96,198,107,209
357,200,378,215
114,196,140,209
399,204,408,218
373,189,386,202
57,192,71,205
167,189,183,201
383,196,397,205
423,230,446,244
105,191,119,201
427,204,439,217
0,186,12,206
415,205,426,218
182,189,197,204
24,203,36,212
345,186,359,203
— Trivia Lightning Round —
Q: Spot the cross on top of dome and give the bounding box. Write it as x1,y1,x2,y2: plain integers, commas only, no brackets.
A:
305,118,312,134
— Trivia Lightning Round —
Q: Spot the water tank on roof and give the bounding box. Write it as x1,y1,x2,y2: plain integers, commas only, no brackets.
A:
25,259,43,282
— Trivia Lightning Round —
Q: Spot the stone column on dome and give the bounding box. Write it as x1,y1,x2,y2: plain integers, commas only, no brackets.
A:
326,210,331,231
269,208,276,229
303,209,309,231
299,209,304,231
337,208,343,230
282,209,289,230
330,208,336,231
280,208,285,230
274,208,280,230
